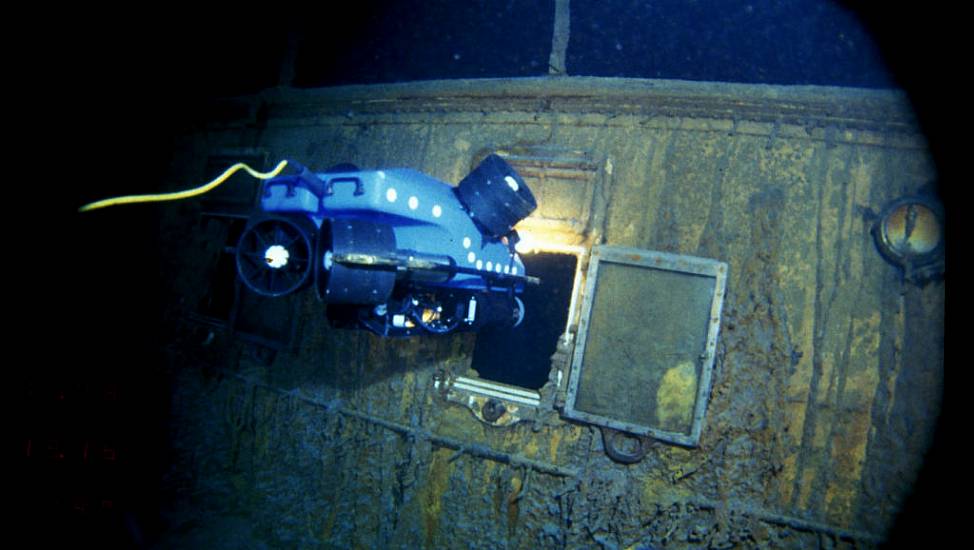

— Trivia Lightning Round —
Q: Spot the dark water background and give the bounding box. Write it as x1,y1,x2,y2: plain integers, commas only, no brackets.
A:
154,0,896,94
290,0,893,88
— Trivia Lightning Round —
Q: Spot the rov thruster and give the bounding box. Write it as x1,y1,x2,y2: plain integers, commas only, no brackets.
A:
233,154,538,337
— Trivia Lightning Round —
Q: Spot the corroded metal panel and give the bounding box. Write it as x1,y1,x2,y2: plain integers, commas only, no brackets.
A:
498,147,600,238
564,247,727,446
158,77,942,548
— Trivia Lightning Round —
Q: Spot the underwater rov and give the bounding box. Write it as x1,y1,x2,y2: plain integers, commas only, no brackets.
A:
233,154,539,337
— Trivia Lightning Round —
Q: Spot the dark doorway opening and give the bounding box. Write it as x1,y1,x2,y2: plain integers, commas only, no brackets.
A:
471,252,577,389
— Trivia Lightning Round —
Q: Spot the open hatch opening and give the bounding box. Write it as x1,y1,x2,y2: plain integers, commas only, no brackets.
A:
470,251,578,389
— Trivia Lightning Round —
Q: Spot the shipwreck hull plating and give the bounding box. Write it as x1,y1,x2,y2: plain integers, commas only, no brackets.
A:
159,78,942,548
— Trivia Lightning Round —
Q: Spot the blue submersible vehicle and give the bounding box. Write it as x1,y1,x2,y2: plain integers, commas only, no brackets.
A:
233,154,538,337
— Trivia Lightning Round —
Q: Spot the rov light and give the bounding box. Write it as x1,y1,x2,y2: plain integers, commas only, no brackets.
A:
514,231,538,255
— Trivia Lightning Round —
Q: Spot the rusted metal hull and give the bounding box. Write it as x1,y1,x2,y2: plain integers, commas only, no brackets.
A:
159,77,942,548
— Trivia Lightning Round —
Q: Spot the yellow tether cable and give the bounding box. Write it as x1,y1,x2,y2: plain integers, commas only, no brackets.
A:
78,160,290,213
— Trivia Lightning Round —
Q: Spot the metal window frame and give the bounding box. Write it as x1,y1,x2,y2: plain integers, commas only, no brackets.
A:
562,245,728,447
446,246,587,425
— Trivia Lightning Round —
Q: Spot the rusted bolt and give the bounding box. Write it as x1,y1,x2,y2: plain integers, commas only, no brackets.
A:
482,399,507,422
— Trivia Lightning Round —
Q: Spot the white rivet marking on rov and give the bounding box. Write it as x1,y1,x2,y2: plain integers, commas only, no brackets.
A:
386,187,398,202
505,176,519,192
432,204,442,218
408,196,419,210
462,237,472,249
476,260,483,270
264,245,289,268
467,251,476,263
512,266,518,275
486,261,493,271
504,265,510,274
378,170,386,179
495,263,502,273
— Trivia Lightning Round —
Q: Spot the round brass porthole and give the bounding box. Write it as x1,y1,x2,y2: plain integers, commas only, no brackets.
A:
872,196,944,284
